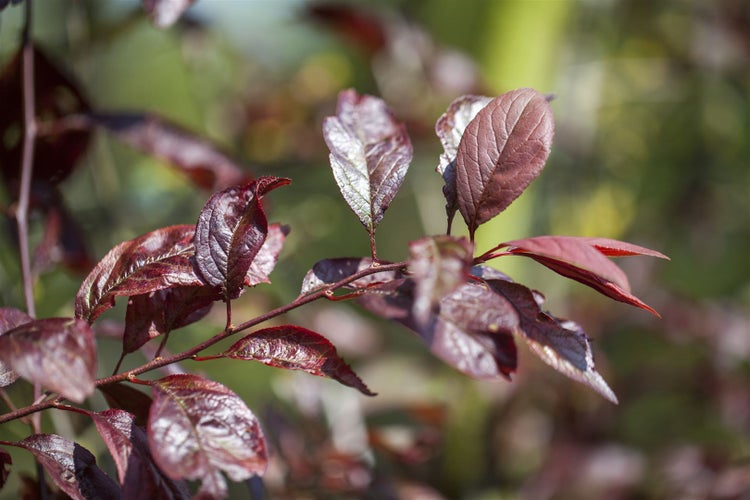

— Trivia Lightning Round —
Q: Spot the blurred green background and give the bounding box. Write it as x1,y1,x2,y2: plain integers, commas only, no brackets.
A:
1,0,749,498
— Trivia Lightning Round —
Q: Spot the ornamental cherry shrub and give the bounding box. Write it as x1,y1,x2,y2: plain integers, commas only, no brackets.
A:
0,15,667,500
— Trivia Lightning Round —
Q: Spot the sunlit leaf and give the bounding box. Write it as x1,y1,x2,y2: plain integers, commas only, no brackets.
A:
244,223,289,287
299,257,398,296
0,307,32,387
142,0,196,28
14,434,122,500
455,88,554,238
75,225,202,323
220,325,375,396
0,318,96,402
91,409,190,500
322,89,413,234
194,177,289,299
99,383,154,428
148,374,267,498
582,237,670,259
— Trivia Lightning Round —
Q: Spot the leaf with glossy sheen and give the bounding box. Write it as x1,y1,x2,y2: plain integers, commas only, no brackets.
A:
0,307,32,387
435,95,492,228
323,89,413,233
499,235,660,315
91,409,190,500
582,237,670,259
194,177,290,299
148,374,267,498
99,383,154,428
14,434,122,500
0,318,96,402
299,257,398,296
409,235,473,325
221,325,374,396
487,278,617,403
75,225,202,323
358,279,519,379
244,223,289,287
456,88,554,237
142,0,196,28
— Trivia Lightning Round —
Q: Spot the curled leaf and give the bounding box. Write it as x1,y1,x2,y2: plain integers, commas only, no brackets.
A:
220,325,375,396
244,223,289,287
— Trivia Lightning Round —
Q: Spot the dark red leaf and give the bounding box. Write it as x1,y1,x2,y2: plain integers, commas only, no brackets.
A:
435,95,492,229
148,374,267,498
32,194,94,275
91,409,190,500
409,235,473,325
244,223,289,287
90,113,246,191
486,277,617,403
0,448,11,489
0,318,96,402
358,279,520,379
123,286,220,354
75,225,202,323
14,434,122,500
142,0,196,28
498,235,660,316
99,383,154,428
322,89,413,233
455,88,554,238
0,307,32,387
299,257,399,296
220,325,375,396
194,177,289,299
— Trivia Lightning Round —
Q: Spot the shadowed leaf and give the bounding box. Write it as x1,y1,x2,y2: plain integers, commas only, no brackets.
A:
0,307,32,387
322,89,413,234
220,325,375,396
299,257,398,296
0,318,96,402
75,225,202,323
148,374,267,498
0,448,10,489
244,223,289,287
455,88,554,238
99,383,154,428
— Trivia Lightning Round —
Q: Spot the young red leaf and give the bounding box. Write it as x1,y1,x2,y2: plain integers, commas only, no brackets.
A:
90,113,246,191
220,325,375,396
455,88,554,238
148,374,267,498
194,177,289,299
143,0,196,28
244,223,289,287
0,307,32,387
13,434,122,500
75,225,202,323
498,235,660,315
358,279,520,379
487,278,618,403
299,257,399,296
322,89,413,234
90,409,190,500
435,95,492,229
409,235,473,325
0,318,96,402
99,383,154,428
582,237,670,259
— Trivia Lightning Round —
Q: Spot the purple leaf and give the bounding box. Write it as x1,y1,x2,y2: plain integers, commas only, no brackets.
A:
91,409,190,500
0,307,32,387
0,448,11,489
220,325,375,396
299,257,399,296
244,223,289,287
409,235,473,325
123,286,220,354
322,89,413,233
99,383,154,428
194,177,290,299
148,374,267,498
498,235,660,316
487,278,617,403
75,225,203,323
435,95,492,228
142,0,196,28
14,434,122,500
358,279,520,379
90,113,245,191
0,318,96,402
455,88,554,238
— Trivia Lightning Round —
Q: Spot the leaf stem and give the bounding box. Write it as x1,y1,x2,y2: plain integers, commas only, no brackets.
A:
369,230,378,261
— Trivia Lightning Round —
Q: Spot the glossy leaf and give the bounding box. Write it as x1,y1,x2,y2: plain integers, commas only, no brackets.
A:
0,318,96,402
0,307,32,387
498,235,660,315
149,374,267,498
91,409,190,500
409,235,473,325
487,278,617,403
299,257,398,296
244,223,289,287
14,434,122,500
75,225,202,323
220,325,375,396
143,0,196,28
358,279,520,379
0,448,10,489
194,177,289,299
322,89,413,233
455,88,554,237
435,95,492,228
99,383,154,428
90,113,245,190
